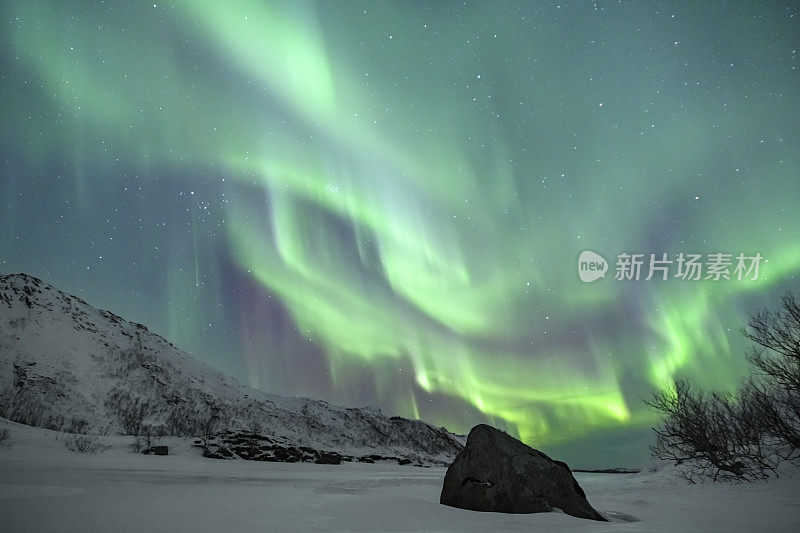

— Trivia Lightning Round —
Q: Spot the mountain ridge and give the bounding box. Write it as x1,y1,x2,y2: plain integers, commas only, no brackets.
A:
0,272,463,465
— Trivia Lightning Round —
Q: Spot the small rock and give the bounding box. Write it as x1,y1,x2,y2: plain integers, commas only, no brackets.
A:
142,445,169,456
315,451,342,465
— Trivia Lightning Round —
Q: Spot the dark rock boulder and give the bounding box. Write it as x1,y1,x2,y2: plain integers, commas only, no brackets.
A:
440,424,606,521
315,451,342,465
142,445,169,456
274,447,302,462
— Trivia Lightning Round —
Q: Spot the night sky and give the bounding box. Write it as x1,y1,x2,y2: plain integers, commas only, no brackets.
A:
1,1,799,467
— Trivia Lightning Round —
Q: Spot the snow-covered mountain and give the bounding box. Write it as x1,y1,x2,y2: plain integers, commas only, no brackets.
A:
0,273,463,465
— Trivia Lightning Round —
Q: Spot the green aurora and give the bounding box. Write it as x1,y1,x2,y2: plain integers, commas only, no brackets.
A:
1,1,798,465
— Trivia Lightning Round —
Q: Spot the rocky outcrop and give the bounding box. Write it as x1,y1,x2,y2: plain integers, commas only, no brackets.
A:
197,431,422,466
440,424,606,521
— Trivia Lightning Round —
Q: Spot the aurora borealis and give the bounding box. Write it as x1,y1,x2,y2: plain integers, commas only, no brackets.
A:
1,1,798,466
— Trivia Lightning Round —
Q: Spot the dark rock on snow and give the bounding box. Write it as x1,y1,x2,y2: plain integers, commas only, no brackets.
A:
142,445,169,456
273,447,303,462
197,432,353,465
440,424,606,521
315,451,342,465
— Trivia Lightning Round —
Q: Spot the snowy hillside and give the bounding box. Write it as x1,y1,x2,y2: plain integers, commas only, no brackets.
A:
0,273,463,465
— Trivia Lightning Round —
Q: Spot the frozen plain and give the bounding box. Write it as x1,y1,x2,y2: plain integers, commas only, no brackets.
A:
1,418,798,533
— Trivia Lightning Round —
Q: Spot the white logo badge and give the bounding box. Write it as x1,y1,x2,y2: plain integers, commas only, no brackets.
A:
578,251,608,282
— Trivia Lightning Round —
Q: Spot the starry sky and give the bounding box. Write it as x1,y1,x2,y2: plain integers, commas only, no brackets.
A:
1,1,799,467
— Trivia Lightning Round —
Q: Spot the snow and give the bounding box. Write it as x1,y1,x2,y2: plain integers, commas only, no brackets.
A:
1,418,798,532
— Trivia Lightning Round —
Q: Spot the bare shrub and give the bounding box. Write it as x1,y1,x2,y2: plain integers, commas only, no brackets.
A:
646,380,777,482
130,436,146,453
647,293,800,481
63,434,109,454
196,406,221,452
129,425,158,453
743,293,800,462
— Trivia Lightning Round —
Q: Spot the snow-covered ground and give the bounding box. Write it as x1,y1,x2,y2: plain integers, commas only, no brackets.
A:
1,419,798,532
